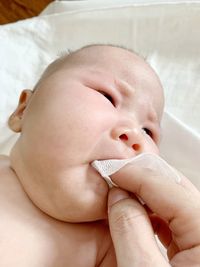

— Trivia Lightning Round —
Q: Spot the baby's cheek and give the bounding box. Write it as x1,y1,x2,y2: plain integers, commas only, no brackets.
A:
144,140,160,155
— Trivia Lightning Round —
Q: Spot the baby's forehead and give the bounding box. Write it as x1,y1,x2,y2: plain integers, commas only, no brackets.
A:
47,45,141,69
43,46,151,83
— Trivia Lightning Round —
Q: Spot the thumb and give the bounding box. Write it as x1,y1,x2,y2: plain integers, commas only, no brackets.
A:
108,188,169,267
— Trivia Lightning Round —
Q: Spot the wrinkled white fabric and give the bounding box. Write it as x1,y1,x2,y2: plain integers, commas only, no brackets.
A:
92,153,181,188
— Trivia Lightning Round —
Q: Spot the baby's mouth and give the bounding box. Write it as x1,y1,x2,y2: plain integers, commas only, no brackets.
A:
91,159,118,188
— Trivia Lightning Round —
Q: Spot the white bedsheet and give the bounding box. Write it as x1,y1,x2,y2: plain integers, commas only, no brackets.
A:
0,0,199,189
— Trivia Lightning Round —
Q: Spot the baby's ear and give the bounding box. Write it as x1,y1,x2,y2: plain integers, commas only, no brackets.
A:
8,89,33,133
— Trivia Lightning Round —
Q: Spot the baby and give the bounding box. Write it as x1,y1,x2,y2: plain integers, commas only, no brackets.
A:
0,44,164,266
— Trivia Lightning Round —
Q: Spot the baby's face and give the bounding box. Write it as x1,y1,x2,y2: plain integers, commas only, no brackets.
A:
10,46,164,222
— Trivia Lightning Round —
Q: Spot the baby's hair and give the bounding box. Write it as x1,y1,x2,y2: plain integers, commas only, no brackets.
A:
32,44,143,92
58,44,138,59
57,48,73,58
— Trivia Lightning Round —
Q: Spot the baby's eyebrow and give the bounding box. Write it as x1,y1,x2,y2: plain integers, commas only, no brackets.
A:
86,70,134,97
114,78,135,97
149,106,159,123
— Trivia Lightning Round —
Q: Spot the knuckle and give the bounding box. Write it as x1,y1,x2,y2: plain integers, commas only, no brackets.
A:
110,200,145,234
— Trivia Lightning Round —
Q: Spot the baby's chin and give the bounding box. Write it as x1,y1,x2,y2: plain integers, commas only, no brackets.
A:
35,177,109,223
58,164,109,222
65,186,109,223
43,193,109,223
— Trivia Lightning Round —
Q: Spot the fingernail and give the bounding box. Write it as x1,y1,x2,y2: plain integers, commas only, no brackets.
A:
108,189,130,213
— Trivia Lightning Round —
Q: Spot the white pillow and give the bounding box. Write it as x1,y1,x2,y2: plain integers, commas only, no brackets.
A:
0,0,199,188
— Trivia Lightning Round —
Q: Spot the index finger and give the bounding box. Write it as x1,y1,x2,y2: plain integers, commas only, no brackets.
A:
110,161,200,250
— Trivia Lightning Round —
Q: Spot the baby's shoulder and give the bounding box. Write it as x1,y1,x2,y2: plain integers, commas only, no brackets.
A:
0,154,40,226
0,155,25,209
0,154,11,171
0,154,19,180
0,154,15,187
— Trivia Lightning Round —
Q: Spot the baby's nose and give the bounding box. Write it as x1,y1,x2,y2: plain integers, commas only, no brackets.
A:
113,127,144,152
120,129,143,152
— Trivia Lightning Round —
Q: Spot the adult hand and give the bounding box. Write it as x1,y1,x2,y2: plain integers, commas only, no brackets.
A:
107,163,200,267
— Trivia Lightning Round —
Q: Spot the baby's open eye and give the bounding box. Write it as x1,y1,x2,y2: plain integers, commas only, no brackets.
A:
98,90,115,106
142,128,153,139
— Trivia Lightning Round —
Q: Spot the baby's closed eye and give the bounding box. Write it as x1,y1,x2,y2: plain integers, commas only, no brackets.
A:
97,90,115,106
142,128,153,139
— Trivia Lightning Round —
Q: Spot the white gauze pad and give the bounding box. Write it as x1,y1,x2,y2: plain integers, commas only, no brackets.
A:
91,153,181,188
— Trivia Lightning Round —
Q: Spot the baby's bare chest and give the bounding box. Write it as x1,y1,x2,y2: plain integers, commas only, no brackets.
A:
0,158,107,267
0,223,97,267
